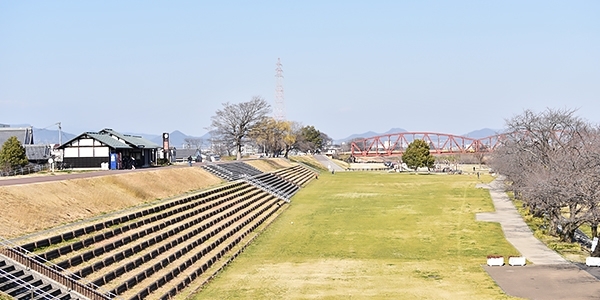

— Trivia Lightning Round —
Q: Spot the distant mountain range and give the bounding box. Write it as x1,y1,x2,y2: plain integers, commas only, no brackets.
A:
148,131,212,149
7,123,501,148
334,127,502,144
462,128,502,139
6,124,211,148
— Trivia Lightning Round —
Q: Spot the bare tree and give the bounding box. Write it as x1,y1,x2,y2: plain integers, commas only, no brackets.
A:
208,96,271,160
490,108,600,244
183,137,203,149
209,136,234,157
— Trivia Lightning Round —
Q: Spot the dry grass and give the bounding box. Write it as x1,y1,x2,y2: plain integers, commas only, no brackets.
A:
288,156,327,171
243,158,294,172
0,167,223,238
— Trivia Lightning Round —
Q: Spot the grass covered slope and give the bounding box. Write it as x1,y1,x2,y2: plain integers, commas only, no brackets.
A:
194,172,519,299
0,167,223,238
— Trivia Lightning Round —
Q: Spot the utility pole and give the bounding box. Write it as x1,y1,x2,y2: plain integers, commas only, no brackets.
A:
274,58,286,121
57,122,62,146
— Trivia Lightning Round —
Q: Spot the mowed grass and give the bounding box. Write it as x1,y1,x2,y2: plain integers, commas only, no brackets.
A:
193,172,519,300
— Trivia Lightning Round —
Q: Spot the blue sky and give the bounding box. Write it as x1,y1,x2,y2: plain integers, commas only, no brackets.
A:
1,1,598,140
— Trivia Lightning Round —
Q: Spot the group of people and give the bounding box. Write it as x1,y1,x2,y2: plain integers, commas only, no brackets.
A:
121,156,137,170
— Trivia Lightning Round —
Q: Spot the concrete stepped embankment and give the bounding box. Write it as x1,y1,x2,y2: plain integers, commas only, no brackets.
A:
1,163,315,300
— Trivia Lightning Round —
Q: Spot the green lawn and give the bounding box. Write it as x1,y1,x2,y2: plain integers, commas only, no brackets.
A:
193,172,520,299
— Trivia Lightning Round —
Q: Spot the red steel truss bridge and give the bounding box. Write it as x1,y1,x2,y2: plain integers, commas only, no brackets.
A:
350,132,505,157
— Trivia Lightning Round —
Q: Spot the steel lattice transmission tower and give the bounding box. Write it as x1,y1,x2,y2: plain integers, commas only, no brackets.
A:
274,58,286,121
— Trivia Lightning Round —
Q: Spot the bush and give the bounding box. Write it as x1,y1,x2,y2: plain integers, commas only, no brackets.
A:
156,158,171,166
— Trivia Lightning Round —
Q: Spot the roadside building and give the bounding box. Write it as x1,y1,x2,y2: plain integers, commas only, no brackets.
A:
174,148,202,163
58,128,160,169
0,126,34,149
0,125,44,163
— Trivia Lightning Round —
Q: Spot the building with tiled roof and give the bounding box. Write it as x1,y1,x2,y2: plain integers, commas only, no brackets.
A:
0,125,45,163
58,128,160,169
0,126,34,148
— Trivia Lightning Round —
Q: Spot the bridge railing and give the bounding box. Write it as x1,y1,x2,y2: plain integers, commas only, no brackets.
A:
350,132,505,157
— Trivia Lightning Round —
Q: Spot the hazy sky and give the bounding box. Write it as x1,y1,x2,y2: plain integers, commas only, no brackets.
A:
1,1,598,140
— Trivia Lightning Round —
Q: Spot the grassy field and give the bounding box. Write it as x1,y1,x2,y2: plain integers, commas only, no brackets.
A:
192,172,520,299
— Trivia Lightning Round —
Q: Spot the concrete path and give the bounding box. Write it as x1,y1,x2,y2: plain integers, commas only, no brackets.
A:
476,176,600,299
313,154,345,172
0,165,192,186
476,176,568,265
483,264,600,300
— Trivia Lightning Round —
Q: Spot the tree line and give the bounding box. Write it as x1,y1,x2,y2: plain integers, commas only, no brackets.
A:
208,96,331,160
0,96,330,170
489,108,600,254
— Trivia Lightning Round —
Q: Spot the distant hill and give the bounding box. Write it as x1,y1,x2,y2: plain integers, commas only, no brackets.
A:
463,128,502,139
4,124,76,145
34,128,76,145
335,128,407,144
383,128,408,134
5,124,211,147
150,130,211,149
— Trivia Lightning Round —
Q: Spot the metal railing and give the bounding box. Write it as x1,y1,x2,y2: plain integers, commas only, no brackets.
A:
240,175,289,202
206,164,235,180
0,237,121,300
0,267,63,300
0,164,48,177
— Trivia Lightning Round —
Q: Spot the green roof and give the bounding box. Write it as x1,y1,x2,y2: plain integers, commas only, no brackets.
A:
100,128,160,149
59,129,161,150
86,133,131,149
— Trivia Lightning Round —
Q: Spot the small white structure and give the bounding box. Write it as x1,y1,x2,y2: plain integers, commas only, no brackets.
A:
508,256,526,266
586,257,600,267
487,256,504,266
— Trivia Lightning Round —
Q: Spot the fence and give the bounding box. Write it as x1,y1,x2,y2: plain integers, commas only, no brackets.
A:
0,164,47,177
0,237,119,300
0,267,62,300
0,163,75,177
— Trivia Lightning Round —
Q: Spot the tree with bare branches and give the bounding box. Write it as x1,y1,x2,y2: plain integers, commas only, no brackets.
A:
490,108,600,245
183,137,203,149
208,96,271,160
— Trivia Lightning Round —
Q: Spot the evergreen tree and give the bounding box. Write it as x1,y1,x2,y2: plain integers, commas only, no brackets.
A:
0,136,29,169
402,139,435,171
297,125,324,153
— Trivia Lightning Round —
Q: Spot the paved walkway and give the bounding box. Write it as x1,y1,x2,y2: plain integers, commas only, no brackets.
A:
477,176,600,299
0,165,191,186
476,177,568,265
313,154,345,172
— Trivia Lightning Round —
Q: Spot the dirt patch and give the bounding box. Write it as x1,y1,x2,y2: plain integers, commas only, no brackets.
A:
0,168,223,238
